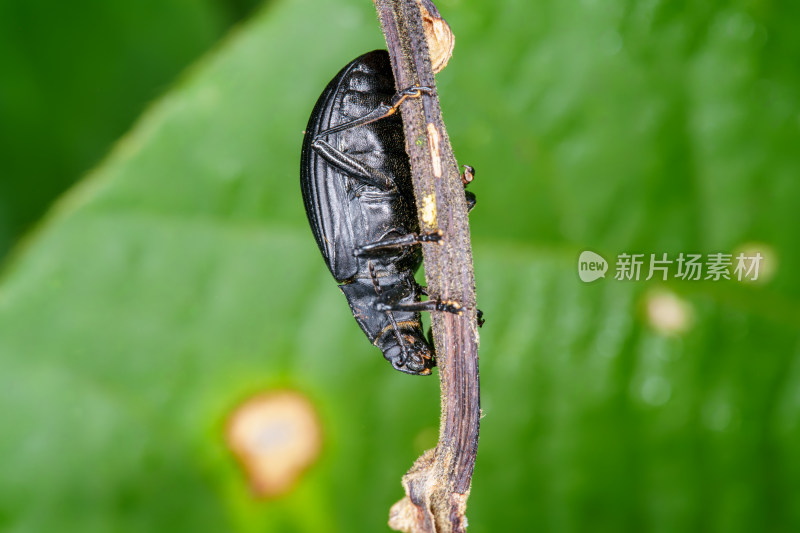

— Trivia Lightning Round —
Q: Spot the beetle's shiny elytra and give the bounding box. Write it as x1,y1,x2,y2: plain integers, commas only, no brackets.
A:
300,50,475,375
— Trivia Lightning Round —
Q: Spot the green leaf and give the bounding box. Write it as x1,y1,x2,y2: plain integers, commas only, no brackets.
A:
2,0,799,532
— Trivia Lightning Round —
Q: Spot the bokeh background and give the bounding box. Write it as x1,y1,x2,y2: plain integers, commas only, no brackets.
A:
1,0,799,531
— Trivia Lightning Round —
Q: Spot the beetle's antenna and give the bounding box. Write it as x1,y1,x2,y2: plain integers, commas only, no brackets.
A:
368,261,382,296
369,261,413,367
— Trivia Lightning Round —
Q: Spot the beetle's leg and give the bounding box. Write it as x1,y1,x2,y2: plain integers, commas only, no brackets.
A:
461,165,477,213
462,165,475,186
312,86,434,139
417,286,483,326
311,86,435,190
311,139,395,191
381,298,481,324
414,286,483,327
389,85,435,109
353,230,443,257
465,190,477,213
372,278,442,314
376,297,463,316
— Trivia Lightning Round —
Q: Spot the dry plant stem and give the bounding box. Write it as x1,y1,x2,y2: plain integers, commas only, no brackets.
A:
373,1,480,532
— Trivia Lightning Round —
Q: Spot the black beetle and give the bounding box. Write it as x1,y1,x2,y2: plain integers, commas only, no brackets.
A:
300,49,476,375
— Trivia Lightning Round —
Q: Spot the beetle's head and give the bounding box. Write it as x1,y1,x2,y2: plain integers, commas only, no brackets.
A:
381,331,435,376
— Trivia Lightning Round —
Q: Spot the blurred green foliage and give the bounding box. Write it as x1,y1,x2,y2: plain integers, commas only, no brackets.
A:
1,0,799,532
0,0,261,258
